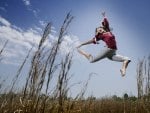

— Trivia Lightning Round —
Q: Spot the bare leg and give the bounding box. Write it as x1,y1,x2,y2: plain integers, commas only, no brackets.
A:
120,60,131,77
77,48,92,60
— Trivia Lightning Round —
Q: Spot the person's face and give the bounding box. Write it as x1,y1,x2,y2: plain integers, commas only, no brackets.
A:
97,27,105,34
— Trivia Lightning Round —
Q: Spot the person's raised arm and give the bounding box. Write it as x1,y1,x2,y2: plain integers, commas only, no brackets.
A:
76,39,94,48
101,12,110,31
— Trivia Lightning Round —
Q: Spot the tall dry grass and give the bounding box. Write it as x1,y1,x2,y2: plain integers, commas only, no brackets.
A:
0,40,8,62
136,56,150,113
0,12,75,113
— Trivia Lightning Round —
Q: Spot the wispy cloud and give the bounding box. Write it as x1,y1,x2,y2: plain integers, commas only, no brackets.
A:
22,0,39,18
22,0,31,6
0,16,80,65
39,20,46,27
0,7,7,12
0,16,11,26
0,16,40,65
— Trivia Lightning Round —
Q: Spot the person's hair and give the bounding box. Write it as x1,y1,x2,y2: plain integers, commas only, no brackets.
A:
95,26,105,33
103,26,110,32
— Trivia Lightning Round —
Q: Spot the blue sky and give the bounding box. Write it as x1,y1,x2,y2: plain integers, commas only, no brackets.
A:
0,0,150,97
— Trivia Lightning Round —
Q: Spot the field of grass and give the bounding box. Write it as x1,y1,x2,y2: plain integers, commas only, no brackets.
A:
0,93,150,113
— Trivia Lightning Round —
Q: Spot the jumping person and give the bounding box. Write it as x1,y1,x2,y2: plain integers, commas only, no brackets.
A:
77,12,131,77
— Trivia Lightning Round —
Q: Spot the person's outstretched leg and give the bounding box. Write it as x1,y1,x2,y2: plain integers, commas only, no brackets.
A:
77,47,110,63
77,48,92,60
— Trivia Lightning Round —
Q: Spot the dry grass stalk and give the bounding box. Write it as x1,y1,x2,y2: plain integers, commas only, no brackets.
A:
0,40,8,62
23,22,52,99
137,58,144,98
45,12,73,95
10,47,33,92
56,53,73,113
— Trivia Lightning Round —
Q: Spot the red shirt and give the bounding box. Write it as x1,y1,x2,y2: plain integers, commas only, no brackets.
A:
93,32,117,50
93,17,117,50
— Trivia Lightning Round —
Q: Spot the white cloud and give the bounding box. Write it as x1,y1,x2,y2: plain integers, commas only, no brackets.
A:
22,0,39,18
0,7,7,12
0,16,80,65
60,35,80,54
32,9,39,17
39,20,46,27
0,16,11,26
0,17,41,65
22,0,31,6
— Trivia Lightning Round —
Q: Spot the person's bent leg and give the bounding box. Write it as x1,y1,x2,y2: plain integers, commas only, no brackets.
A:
120,59,131,76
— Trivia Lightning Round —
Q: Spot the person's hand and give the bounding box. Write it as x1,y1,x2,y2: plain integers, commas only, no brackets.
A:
102,12,105,17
